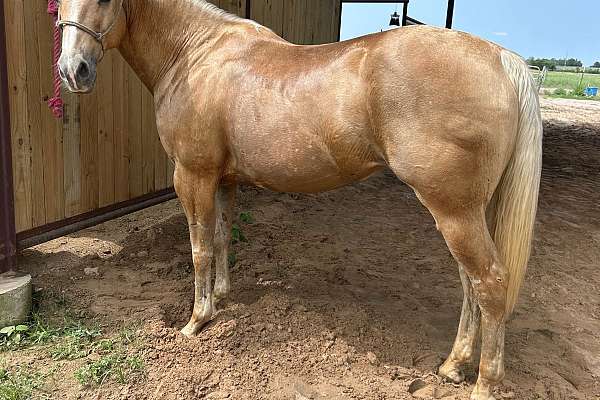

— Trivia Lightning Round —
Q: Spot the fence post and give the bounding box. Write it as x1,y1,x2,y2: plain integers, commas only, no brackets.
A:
0,0,17,274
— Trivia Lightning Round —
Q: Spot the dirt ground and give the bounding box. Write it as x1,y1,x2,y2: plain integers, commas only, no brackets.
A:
6,96,600,399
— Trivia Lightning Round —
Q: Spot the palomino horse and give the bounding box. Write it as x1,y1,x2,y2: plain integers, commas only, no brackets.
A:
56,1,542,398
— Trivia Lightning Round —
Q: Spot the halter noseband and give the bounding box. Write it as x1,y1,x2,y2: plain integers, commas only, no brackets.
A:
56,0,124,58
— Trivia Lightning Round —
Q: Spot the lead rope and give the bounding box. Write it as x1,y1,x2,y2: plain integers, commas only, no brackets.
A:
47,0,63,119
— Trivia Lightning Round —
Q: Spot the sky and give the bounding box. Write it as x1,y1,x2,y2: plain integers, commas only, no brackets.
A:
340,1,600,67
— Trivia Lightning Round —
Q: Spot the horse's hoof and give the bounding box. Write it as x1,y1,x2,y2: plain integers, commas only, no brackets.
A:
439,363,466,384
180,321,201,337
180,317,210,337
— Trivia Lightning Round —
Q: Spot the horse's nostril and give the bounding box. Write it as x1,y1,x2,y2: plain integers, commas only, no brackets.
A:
76,61,90,80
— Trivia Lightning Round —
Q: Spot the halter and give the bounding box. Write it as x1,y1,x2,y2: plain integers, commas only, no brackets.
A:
56,0,124,59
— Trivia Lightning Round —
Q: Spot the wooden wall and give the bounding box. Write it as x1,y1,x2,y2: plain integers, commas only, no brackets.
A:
4,0,341,234
251,0,341,45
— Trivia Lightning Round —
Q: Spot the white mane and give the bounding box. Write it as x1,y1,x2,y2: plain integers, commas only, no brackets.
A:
190,0,246,23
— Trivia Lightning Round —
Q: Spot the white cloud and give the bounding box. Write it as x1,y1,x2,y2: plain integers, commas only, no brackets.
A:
492,32,509,36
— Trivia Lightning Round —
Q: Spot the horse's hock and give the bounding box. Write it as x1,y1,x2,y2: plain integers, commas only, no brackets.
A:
0,271,32,328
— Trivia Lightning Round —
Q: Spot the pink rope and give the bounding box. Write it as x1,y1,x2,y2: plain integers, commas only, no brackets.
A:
47,0,63,119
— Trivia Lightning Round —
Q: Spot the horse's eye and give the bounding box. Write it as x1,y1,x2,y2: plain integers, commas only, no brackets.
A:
98,0,111,3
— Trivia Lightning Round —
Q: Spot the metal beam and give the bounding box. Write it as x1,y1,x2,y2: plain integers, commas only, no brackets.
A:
446,0,455,29
402,2,409,26
17,188,177,250
0,0,17,274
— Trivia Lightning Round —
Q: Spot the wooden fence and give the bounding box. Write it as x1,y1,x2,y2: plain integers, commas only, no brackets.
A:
4,0,341,235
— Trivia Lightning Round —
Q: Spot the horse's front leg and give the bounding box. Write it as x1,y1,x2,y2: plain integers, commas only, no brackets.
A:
174,164,219,336
213,183,237,302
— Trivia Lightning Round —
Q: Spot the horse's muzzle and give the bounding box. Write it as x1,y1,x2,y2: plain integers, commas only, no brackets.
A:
58,54,97,93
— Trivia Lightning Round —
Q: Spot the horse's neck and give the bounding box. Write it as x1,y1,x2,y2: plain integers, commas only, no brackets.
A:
118,0,243,92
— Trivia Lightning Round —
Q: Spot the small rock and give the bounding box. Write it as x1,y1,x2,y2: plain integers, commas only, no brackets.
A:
410,382,453,399
335,354,350,366
137,250,149,258
205,391,230,399
500,391,515,399
408,379,427,395
293,382,317,400
295,304,307,312
390,366,413,381
84,267,99,276
366,352,379,366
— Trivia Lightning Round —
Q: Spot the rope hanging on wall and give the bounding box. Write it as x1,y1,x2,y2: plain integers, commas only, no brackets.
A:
47,0,64,119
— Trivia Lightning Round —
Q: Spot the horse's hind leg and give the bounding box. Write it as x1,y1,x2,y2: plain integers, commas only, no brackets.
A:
438,264,481,383
433,210,508,400
213,182,236,302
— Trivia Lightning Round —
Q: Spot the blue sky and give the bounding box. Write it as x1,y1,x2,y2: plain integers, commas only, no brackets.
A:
341,1,599,66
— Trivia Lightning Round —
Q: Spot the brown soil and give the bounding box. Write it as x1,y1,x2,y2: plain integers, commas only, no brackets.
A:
7,97,600,399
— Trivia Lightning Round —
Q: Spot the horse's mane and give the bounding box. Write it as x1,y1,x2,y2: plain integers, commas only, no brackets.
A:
190,0,245,23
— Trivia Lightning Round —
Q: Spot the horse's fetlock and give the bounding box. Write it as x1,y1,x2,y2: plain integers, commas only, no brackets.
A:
456,344,474,361
479,362,505,384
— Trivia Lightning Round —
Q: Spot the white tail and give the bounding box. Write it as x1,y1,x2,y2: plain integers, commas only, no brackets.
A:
495,50,543,316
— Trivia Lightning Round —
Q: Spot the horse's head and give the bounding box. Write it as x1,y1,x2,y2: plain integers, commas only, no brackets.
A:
57,0,127,93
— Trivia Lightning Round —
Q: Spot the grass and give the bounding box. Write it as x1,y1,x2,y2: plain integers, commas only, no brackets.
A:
0,366,51,400
1,290,146,396
74,353,144,386
74,327,145,387
1,312,102,356
543,71,600,100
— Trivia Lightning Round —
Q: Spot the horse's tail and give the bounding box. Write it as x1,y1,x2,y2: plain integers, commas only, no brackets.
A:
493,50,543,316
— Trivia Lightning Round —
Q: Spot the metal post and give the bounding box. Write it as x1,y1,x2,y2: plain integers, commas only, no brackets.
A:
402,1,409,27
446,0,455,29
0,0,17,273
245,0,251,19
